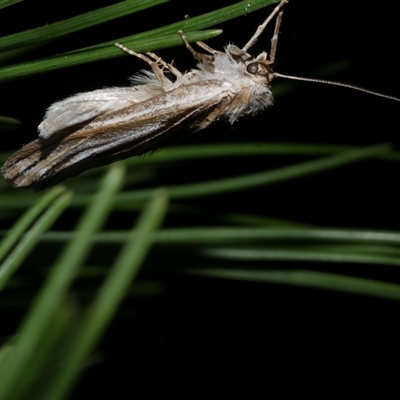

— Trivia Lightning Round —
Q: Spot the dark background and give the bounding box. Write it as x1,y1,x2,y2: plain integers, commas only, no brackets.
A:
1,1,399,398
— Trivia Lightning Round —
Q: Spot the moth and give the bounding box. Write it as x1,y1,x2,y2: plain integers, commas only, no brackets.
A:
1,0,398,190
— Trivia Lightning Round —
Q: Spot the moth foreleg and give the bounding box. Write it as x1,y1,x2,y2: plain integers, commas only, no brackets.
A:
242,0,288,53
269,5,285,64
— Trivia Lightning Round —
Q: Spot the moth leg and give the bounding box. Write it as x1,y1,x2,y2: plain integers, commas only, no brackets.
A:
145,51,182,78
177,30,213,63
181,14,223,55
115,43,170,87
242,0,288,53
196,41,224,56
269,5,284,63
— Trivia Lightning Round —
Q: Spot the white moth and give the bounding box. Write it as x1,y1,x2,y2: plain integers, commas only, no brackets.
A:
1,0,398,190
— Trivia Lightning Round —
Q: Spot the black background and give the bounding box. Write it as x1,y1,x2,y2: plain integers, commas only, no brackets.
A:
1,1,399,398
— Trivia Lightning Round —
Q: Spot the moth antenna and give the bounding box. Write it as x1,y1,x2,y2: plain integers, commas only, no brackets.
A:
273,72,400,102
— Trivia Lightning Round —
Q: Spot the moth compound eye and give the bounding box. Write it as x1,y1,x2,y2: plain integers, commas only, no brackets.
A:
246,62,259,74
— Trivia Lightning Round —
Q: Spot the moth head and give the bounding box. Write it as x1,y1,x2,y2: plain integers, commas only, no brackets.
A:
237,0,400,102
225,45,274,84
245,59,274,85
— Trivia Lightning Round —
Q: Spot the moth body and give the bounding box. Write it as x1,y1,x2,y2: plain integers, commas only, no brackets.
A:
1,0,286,189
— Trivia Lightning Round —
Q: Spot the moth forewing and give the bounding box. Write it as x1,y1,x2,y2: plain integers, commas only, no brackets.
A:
2,82,241,189
37,86,164,139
